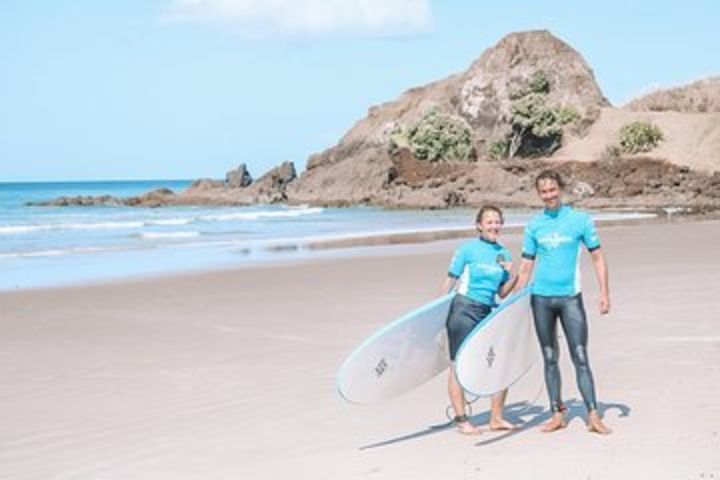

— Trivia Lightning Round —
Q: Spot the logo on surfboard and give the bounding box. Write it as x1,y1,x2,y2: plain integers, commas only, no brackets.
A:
486,347,496,368
374,358,389,378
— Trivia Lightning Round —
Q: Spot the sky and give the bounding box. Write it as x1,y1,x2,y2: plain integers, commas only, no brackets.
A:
1,0,719,182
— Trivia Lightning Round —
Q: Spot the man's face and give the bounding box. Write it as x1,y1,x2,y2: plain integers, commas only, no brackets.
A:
537,179,561,210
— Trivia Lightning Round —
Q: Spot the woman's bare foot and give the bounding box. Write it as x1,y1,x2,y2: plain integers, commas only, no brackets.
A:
456,421,483,435
587,411,612,435
453,415,481,435
541,412,567,433
489,417,518,431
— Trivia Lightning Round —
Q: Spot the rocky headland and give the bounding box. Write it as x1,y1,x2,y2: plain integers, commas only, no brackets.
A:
33,30,720,211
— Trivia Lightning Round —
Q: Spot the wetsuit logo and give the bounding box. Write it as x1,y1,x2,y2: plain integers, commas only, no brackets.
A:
474,263,503,274
486,347,496,368
538,232,573,249
374,358,388,378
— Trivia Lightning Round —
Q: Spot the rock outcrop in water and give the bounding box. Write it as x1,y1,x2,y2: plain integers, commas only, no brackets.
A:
225,163,253,188
29,163,297,207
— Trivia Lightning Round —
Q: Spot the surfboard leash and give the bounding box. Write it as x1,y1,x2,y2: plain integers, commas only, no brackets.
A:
442,381,545,425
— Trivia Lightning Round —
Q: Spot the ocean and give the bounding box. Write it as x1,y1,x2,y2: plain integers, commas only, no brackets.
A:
0,180,651,290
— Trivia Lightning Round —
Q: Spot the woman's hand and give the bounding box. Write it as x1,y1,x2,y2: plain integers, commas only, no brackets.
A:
497,261,519,299
498,260,513,273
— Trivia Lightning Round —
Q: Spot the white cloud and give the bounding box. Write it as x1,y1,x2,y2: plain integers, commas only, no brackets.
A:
162,0,432,37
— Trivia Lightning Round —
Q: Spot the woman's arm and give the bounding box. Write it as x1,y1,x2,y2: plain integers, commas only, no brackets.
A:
498,266,518,299
442,276,458,295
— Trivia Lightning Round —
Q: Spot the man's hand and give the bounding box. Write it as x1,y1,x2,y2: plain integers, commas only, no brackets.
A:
599,294,610,315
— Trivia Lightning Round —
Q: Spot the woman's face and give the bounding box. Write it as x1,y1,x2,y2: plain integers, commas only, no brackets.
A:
537,178,562,210
477,210,503,242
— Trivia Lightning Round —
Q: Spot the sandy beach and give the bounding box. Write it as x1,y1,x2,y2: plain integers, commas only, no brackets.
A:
1,218,719,479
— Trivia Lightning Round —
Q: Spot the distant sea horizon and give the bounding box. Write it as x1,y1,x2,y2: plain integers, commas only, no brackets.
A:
0,179,654,291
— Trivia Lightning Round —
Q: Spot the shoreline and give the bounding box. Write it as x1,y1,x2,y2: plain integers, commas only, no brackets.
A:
3,208,713,293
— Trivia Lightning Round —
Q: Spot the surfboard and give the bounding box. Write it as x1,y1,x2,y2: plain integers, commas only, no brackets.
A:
336,293,454,404
454,288,538,397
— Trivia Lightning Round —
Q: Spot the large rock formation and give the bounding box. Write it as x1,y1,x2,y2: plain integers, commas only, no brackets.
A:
286,30,719,209
287,30,610,207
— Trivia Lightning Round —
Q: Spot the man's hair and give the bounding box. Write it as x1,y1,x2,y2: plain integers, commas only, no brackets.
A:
475,204,504,224
535,169,565,190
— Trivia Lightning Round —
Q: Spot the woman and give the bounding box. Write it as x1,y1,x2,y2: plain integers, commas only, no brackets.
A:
442,205,518,435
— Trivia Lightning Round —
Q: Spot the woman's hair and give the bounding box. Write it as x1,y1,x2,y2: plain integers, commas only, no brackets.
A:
475,204,504,224
535,169,565,190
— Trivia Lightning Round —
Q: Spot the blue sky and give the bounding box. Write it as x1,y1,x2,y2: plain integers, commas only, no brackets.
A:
1,0,718,182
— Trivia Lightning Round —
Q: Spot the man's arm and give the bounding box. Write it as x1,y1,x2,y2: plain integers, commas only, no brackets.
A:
514,257,535,293
590,248,610,314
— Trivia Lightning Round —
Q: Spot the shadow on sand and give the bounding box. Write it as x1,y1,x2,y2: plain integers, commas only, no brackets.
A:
472,398,631,446
359,398,631,450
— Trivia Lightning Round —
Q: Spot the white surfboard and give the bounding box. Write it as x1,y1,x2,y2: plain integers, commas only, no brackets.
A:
337,293,454,404
454,289,538,397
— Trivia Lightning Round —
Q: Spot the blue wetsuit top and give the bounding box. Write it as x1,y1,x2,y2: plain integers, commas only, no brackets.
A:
521,204,601,297
448,237,511,306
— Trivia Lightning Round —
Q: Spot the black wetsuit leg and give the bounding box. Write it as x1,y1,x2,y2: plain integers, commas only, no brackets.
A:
558,294,598,412
531,294,598,413
531,294,563,412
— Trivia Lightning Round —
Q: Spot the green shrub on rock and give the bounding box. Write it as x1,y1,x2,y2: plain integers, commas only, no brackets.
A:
391,110,474,162
388,124,409,151
494,69,580,159
507,92,578,158
509,70,550,100
619,121,664,154
556,107,580,125
488,139,510,160
528,70,551,95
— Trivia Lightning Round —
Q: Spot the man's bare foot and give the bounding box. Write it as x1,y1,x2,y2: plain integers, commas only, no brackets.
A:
456,421,482,435
587,411,612,435
489,418,518,431
541,412,567,433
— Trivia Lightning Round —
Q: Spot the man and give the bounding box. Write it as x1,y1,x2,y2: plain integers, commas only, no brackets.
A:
516,170,612,435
